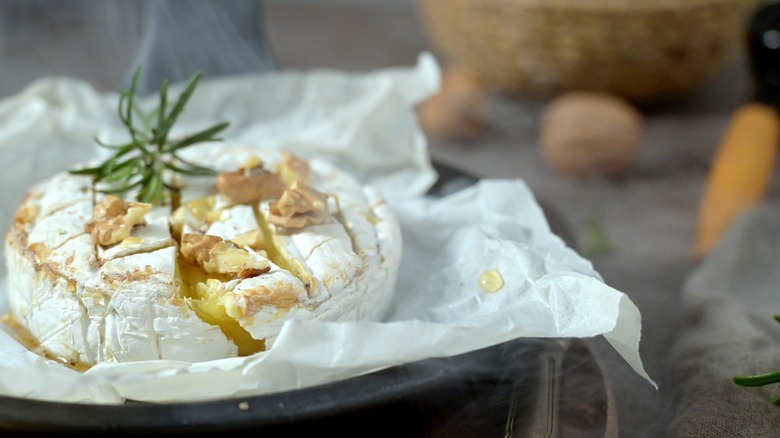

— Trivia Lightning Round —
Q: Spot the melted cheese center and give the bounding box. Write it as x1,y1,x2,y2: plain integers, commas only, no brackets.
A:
173,196,318,357
176,257,266,356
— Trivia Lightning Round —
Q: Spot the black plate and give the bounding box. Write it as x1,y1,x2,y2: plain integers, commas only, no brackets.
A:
0,163,568,437
0,338,561,437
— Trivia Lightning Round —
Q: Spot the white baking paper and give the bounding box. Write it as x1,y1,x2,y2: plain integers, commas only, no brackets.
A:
0,53,653,404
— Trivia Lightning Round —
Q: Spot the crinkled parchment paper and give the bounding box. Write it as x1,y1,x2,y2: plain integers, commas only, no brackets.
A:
0,53,652,404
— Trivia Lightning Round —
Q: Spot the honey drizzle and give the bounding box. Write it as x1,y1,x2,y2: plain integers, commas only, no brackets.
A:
478,269,504,293
1,314,92,372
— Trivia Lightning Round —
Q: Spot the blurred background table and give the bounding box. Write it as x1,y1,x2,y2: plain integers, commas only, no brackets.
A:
264,3,761,435
0,0,773,436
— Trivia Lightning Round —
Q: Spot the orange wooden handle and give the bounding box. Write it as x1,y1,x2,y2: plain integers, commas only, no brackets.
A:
692,103,780,261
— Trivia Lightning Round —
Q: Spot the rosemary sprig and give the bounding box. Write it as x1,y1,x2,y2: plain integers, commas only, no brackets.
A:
733,315,780,404
69,67,229,205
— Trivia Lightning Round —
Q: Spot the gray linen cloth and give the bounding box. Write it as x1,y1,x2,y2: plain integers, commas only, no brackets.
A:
670,202,780,436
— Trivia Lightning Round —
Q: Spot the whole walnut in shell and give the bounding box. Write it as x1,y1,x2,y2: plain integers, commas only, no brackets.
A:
539,91,643,178
417,65,487,142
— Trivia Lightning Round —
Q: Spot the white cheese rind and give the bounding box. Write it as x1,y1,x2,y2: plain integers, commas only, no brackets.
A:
4,145,402,366
27,200,92,249
93,246,236,363
205,204,258,241
35,172,93,219
224,267,311,344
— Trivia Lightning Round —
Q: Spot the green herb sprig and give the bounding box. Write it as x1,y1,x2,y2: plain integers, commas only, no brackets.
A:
733,314,780,404
69,67,229,205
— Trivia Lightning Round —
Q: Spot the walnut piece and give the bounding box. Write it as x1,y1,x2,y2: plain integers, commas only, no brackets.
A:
277,151,311,186
230,229,265,250
85,195,151,246
216,166,286,204
180,233,271,278
267,181,330,229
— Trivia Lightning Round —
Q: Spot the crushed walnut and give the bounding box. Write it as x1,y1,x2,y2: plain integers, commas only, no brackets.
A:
216,165,286,204
230,229,265,250
85,195,151,246
180,233,271,279
277,151,311,186
267,181,330,229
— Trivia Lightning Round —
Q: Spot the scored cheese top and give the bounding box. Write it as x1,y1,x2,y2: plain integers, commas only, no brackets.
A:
4,144,401,368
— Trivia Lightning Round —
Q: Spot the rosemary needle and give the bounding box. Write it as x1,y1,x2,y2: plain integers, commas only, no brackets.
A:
733,371,780,387
69,66,229,205
733,315,780,405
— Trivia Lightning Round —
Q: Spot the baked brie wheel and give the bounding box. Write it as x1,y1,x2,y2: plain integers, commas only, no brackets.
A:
4,145,401,368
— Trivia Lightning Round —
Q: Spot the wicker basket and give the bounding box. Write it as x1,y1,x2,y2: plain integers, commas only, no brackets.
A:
419,0,763,101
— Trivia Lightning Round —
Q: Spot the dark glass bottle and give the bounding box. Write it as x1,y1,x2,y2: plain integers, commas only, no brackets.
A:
748,1,780,108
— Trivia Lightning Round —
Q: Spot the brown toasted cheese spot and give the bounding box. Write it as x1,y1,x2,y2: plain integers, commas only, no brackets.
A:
12,195,40,233
242,284,303,312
